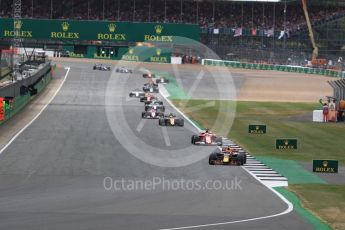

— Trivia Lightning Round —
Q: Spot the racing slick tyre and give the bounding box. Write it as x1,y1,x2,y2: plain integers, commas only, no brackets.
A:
177,119,184,127
215,137,223,146
141,112,146,118
140,97,145,102
159,118,166,126
209,153,217,165
236,153,245,166
191,135,199,144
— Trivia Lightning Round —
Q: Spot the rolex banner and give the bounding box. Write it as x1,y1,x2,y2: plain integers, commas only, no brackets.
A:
120,47,171,63
313,160,338,173
276,139,298,150
0,19,199,43
248,125,266,134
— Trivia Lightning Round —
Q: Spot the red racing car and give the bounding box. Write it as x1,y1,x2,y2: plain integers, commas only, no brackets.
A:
143,73,156,78
191,129,222,146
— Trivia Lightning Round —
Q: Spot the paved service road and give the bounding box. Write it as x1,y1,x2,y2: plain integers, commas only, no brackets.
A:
0,62,313,230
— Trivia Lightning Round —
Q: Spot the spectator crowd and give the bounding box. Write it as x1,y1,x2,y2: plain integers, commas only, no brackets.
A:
1,0,345,35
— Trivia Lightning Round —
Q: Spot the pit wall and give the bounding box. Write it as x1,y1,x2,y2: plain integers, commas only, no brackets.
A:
202,59,345,78
0,64,52,125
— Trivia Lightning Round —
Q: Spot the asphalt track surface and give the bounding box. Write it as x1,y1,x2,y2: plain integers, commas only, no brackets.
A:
0,61,313,230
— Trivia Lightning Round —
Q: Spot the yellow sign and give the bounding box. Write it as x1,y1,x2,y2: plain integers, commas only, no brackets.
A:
3,20,33,38
61,22,70,31
155,25,163,34
144,24,172,42
108,23,116,33
51,21,79,39
97,23,126,41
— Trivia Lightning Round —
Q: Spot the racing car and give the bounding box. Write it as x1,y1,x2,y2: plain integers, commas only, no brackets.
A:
140,93,156,103
141,108,164,119
159,113,184,127
143,73,156,78
208,146,246,165
145,101,165,112
129,88,145,98
116,66,132,73
143,83,159,93
155,77,169,84
191,129,222,146
144,98,163,105
93,64,111,71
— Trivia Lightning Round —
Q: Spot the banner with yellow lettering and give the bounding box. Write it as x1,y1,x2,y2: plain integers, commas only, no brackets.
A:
0,19,199,43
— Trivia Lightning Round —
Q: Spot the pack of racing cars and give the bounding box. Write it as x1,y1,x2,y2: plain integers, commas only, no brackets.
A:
129,70,247,166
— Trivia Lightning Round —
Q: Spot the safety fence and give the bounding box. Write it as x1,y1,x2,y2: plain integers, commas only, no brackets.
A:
0,67,52,125
202,59,345,78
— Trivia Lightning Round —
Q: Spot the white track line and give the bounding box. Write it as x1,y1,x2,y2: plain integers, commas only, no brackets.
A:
0,67,71,155
158,84,293,230
136,119,147,133
161,127,171,146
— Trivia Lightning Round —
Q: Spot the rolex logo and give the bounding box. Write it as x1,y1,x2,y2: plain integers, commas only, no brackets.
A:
108,23,116,33
284,140,289,146
155,25,163,34
14,20,22,30
61,22,70,31
156,48,161,56
323,161,328,167
128,48,134,55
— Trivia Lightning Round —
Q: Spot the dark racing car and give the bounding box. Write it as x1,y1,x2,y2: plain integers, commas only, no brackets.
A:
143,73,156,78
129,88,145,98
143,83,159,93
93,64,111,71
191,129,222,146
141,108,164,119
116,66,132,73
140,93,156,103
159,113,184,127
209,146,246,165
145,101,165,112
155,77,169,84
144,98,163,105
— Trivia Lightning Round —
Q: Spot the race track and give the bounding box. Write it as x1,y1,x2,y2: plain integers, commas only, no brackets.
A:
0,61,313,230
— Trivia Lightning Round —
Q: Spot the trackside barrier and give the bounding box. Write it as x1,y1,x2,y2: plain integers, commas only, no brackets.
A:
0,69,52,126
201,59,345,78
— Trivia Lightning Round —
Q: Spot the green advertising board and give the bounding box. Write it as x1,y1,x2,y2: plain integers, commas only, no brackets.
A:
119,46,171,63
0,18,199,43
313,160,338,173
276,139,298,150
248,125,266,134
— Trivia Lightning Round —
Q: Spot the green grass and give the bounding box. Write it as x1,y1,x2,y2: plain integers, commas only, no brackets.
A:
276,187,331,230
173,100,345,165
289,185,345,230
153,72,190,99
172,99,344,229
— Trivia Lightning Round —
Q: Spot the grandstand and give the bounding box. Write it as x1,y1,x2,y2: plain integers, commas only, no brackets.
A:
0,0,345,66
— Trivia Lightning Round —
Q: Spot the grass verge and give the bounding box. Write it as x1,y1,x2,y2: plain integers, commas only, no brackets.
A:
173,99,345,165
289,185,345,230
172,99,344,229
